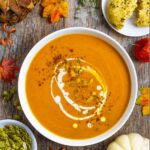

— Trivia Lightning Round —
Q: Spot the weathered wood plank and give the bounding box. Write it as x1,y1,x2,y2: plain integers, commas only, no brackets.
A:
0,0,149,150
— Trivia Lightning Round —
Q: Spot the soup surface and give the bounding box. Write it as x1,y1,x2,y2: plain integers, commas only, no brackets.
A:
26,34,131,139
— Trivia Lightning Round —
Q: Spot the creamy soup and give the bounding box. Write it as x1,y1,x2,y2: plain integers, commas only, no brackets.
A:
26,34,131,139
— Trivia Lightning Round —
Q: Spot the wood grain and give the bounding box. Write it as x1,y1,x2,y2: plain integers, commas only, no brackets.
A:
0,0,150,150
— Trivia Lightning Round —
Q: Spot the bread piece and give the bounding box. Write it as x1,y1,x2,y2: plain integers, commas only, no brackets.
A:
107,0,137,29
136,0,150,27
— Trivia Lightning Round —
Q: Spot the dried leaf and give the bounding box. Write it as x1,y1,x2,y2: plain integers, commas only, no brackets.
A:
18,0,34,9
49,146,53,150
0,58,19,84
7,27,16,33
41,0,68,23
1,23,8,31
59,148,65,150
142,106,150,116
0,38,7,46
9,0,22,15
0,0,9,12
0,23,16,47
136,87,150,116
51,10,61,23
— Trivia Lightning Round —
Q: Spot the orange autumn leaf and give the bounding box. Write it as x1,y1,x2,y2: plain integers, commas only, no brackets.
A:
41,0,68,23
136,87,150,116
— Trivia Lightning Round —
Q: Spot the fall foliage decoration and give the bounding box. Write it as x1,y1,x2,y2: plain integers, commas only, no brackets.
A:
134,38,150,62
41,0,68,23
0,0,39,24
0,23,19,84
0,58,19,83
0,23,16,47
136,87,150,116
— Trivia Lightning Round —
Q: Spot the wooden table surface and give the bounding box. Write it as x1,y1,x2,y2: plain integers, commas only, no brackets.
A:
0,1,149,150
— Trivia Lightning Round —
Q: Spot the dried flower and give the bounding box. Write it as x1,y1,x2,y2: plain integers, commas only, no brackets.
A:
136,87,150,116
134,38,150,62
0,23,16,47
41,0,68,23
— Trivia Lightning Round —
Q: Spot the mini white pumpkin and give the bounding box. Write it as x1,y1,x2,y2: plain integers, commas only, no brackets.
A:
107,133,149,150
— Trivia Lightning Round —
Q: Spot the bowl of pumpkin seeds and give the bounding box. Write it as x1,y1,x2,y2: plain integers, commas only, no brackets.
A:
0,119,37,150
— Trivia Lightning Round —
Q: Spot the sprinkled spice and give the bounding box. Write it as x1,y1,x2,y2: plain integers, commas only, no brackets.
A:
69,49,74,53
53,54,62,64
0,125,32,150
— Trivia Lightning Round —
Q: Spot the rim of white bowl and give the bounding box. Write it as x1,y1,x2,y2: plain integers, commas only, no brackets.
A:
18,27,138,146
0,119,37,149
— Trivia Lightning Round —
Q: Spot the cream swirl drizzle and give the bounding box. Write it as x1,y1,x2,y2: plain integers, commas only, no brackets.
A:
50,58,107,121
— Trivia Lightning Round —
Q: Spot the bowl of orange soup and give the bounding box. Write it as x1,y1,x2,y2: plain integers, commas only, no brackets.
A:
18,27,138,146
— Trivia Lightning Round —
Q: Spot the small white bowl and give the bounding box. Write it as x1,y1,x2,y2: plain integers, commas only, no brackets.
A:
0,119,37,150
18,27,138,146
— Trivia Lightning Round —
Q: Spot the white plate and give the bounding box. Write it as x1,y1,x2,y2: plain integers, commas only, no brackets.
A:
0,119,37,150
101,0,149,37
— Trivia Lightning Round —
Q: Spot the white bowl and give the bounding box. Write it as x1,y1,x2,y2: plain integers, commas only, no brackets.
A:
101,0,149,37
0,119,37,149
18,27,138,146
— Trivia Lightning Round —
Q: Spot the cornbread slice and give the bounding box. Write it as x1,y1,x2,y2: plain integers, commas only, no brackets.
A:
136,0,150,27
107,0,137,29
